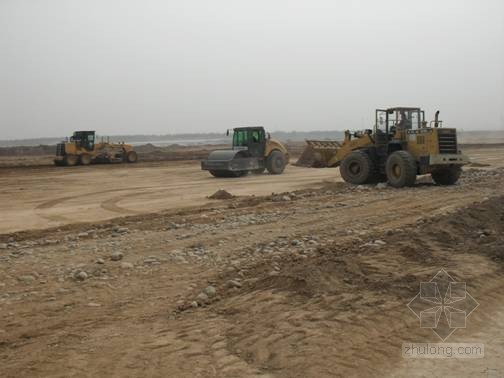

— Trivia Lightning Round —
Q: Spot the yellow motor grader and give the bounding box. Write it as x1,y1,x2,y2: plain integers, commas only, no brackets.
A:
297,107,469,187
54,131,137,166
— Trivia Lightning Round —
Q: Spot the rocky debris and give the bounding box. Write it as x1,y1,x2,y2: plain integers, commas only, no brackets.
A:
112,225,129,233
195,292,209,305
17,275,36,284
0,243,7,249
73,271,88,281
96,258,105,264
111,226,129,237
110,251,124,261
361,239,387,248
143,257,160,265
209,189,234,200
226,280,242,289
120,262,134,269
203,285,217,298
376,182,388,189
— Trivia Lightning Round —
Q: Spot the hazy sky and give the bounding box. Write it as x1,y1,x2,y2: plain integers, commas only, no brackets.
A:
1,0,503,139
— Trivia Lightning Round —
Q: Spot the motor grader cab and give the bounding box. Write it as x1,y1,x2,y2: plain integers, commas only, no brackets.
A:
54,130,138,166
338,107,469,187
201,126,289,177
70,131,95,152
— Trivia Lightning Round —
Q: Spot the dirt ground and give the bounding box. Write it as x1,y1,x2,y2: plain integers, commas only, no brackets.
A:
1,145,504,377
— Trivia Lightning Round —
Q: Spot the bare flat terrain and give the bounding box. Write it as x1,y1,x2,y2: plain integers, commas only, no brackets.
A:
0,160,342,234
1,145,504,377
0,146,502,235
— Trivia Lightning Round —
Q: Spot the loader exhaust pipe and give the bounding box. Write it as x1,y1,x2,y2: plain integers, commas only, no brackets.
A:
434,110,440,128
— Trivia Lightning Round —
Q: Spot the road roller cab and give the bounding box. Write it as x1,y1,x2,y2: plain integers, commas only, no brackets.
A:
201,126,289,177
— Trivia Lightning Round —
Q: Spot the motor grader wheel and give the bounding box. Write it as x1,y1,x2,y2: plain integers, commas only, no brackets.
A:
80,154,92,165
339,150,374,185
385,150,417,188
64,155,79,166
126,150,138,163
431,166,462,185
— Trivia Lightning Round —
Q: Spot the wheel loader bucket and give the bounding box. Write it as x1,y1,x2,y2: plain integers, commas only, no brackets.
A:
295,140,342,168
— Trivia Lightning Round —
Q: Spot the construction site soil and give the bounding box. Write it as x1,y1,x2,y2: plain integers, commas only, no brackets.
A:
0,144,503,377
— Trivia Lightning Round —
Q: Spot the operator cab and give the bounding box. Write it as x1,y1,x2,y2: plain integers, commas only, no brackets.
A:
231,127,266,157
374,107,425,143
70,131,96,151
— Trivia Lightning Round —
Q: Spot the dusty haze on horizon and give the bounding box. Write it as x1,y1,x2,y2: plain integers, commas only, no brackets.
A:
0,0,503,140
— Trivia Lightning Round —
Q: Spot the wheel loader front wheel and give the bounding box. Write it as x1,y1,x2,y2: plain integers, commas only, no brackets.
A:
385,150,417,188
266,150,286,174
80,154,92,165
64,155,79,166
340,150,374,185
431,166,462,185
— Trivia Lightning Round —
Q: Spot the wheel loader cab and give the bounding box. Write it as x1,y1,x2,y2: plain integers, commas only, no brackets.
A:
232,127,266,158
374,108,424,139
71,131,96,151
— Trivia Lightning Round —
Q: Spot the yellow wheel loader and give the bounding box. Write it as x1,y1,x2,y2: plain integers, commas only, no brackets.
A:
54,131,137,166
201,126,289,177
297,107,469,187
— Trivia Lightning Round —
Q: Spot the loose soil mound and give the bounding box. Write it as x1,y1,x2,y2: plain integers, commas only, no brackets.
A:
208,189,234,200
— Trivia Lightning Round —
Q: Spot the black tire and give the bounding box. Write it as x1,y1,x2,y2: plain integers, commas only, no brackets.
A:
266,150,286,174
339,150,374,185
431,166,462,185
126,150,138,163
80,154,92,165
385,151,417,188
64,155,79,166
209,170,247,178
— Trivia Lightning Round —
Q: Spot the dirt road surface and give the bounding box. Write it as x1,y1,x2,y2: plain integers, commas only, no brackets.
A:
1,147,502,235
1,146,504,377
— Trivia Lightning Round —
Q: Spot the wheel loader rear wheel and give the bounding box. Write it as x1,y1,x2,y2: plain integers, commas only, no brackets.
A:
126,150,138,163
340,150,374,185
80,154,92,165
266,150,286,174
385,150,417,188
64,155,79,166
431,166,462,185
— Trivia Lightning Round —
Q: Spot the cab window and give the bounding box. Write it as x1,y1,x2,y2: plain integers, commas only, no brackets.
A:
233,130,248,147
